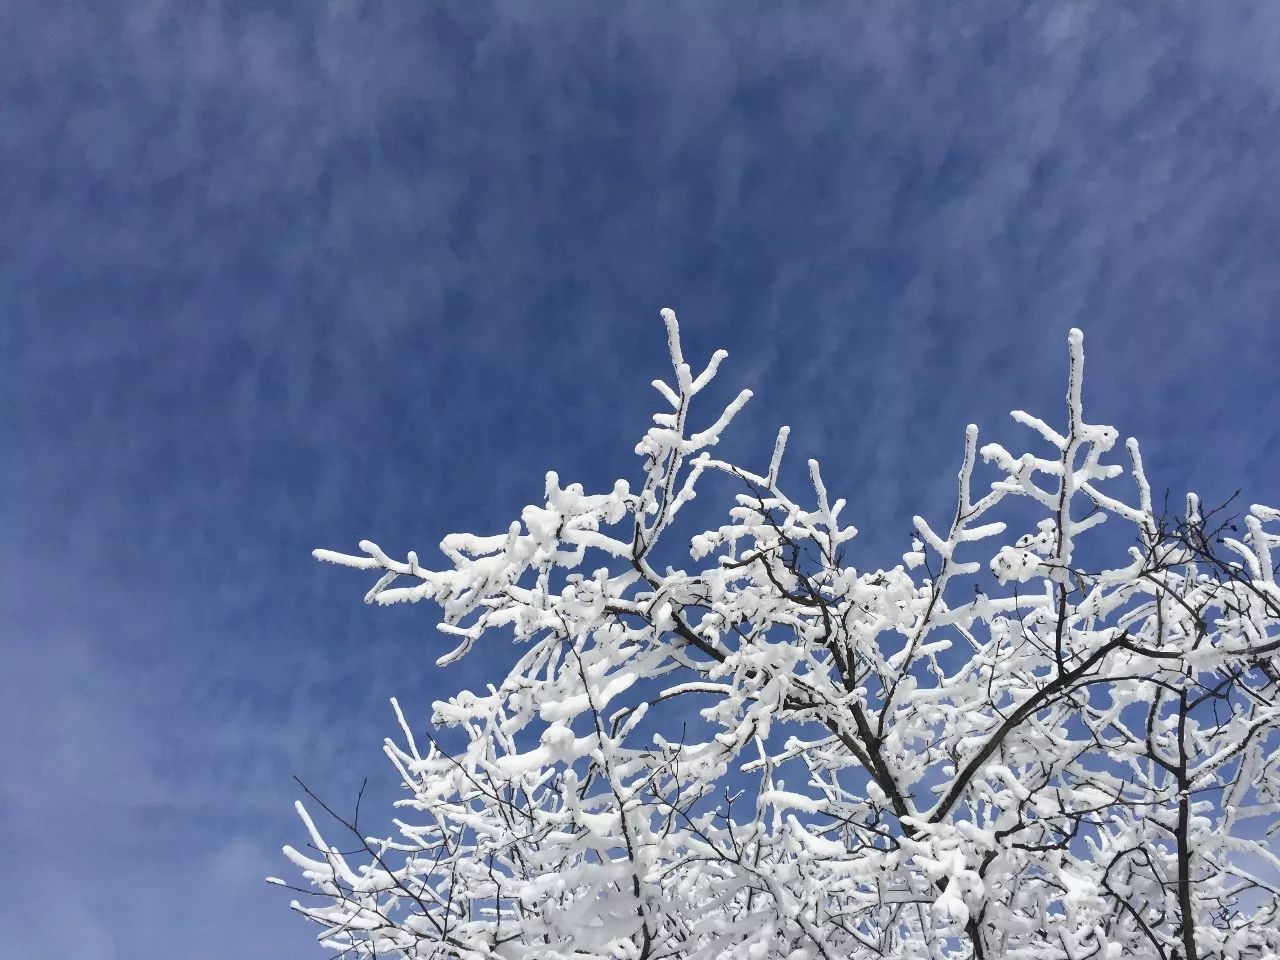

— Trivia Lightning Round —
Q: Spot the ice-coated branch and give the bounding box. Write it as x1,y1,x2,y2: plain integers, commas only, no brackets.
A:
285,311,1280,960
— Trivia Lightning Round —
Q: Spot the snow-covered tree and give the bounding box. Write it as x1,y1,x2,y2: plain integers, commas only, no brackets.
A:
278,311,1280,960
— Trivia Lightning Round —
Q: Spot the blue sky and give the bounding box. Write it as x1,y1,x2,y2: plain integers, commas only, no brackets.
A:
4,2,1280,957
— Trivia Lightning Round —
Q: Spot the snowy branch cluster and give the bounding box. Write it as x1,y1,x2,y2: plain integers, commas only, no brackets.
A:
280,311,1280,960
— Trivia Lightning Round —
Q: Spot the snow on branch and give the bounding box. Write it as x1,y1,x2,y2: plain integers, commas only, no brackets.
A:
284,311,1280,960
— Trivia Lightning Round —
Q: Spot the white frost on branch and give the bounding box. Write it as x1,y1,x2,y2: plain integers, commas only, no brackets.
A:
286,312,1280,960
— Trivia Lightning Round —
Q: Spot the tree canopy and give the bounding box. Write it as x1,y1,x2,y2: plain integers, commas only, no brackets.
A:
279,311,1280,960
